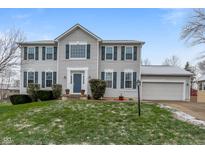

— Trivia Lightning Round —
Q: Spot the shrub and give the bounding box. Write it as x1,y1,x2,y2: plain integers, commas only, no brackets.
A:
89,79,106,99
37,90,53,101
9,94,32,105
52,84,62,99
27,83,40,101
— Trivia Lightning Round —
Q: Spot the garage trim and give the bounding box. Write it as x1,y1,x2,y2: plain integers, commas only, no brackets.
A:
141,79,186,101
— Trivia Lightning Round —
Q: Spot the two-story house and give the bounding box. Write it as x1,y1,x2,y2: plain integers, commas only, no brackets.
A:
19,24,192,101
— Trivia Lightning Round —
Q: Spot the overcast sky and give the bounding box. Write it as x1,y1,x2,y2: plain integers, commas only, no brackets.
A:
0,8,203,66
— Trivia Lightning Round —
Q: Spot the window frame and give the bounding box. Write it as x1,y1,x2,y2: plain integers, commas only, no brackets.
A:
27,47,35,60
27,71,35,84
105,46,114,60
45,46,54,60
105,71,113,88
46,72,53,88
69,43,87,60
124,72,133,89
125,46,134,60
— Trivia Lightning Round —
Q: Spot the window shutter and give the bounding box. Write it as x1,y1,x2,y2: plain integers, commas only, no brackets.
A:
114,46,117,60
66,44,69,59
101,46,105,60
54,47,57,60
87,44,90,59
101,72,105,80
23,71,27,87
121,46,125,60
134,46,137,61
133,72,137,89
42,72,45,88
42,47,45,60
24,47,27,60
35,47,39,60
35,72,38,84
121,72,124,88
113,72,117,89
53,72,57,85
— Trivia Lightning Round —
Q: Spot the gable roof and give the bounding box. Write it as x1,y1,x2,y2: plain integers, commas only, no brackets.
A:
55,23,102,41
198,75,205,81
141,65,192,76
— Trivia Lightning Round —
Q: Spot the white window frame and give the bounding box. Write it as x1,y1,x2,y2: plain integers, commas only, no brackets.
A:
125,46,133,60
45,71,53,88
69,42,87,60
28,47,35,60
27,71,35,84
45,46,54,60
105,46,114,60
104,69,113,88
124,72,133,89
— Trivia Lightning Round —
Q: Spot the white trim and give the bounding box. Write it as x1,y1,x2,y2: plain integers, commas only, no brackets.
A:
105,46,114,61
96,41,99,79
104,71,113,89
142,79,186,101
69,42,87,60
125,46,134,61
45,46,54,60
124,71,133,89
72,72,83,94
27,47,35,60
45,71,53,88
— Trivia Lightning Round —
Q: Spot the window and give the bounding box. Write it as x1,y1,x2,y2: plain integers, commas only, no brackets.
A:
105,72,113,88
125,72,132,88
125,47,133,60
28,47,35,60
70,44,86,59
46,72,53,87
106,47,113,60
28,72,34,84
46,47,53,60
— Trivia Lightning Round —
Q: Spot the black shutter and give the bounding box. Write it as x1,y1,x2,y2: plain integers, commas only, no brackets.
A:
54,47,57,60
113,72,117,89
42,72,45,88
101,46,105,60
24,47,27,60
133,72,137,89
101,72,105,80
120,72,124,89
35,47,39,60
42,47,45,60
121,46,125,60
87,44,90,59
53,72,57,85
66,44,69,59
114,46,117,60
23,71,27,87
35,72,38,84
134,46,137,61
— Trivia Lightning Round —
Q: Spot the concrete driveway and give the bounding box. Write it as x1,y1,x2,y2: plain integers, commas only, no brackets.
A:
150,101,205,121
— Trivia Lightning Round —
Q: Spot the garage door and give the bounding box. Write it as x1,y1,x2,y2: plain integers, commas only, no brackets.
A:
142,82,184,101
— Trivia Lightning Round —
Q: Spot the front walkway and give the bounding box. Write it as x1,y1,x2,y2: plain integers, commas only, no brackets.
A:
150,101,205,121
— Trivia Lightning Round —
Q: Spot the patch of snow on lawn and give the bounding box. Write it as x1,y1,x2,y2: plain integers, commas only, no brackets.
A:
159,104,205,128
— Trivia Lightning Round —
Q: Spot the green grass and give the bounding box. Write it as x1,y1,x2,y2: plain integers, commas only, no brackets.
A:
0,100,204,144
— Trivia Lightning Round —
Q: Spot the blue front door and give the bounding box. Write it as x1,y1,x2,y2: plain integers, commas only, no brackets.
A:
73,74,82,93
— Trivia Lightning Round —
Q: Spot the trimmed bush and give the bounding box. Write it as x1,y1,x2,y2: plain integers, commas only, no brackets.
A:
52,84,62,99
89,79,106,100
9,94,32,105
37,90,53,101
27,83,40,101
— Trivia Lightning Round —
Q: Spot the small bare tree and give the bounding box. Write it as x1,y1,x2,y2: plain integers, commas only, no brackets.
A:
162,55,181,67
141,58,151,66
198,60,205,74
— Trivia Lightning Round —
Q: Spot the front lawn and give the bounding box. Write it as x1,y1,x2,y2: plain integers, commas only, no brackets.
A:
0,100,204,144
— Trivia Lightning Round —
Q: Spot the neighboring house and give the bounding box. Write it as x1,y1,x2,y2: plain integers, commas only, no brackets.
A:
18,24,192,101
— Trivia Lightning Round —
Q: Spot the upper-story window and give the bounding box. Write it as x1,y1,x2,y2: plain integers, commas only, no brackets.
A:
105,72,113,88
46,72,53,87
46,47,54,60
70,44,86,59
125,72,132,88
105,46,113,60
125,46,133,60
28,72,34,84
28,47,35,60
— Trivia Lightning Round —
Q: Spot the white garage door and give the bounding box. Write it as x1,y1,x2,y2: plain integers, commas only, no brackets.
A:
142,82,184,101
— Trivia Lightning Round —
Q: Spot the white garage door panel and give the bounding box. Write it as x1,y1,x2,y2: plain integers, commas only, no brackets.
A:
142,82,184,101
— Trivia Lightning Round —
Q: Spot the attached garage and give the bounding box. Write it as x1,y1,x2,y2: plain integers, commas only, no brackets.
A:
142,82,185,101
141,65,192,101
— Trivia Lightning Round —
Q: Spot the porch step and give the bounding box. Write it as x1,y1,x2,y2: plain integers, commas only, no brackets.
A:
62,94,87,100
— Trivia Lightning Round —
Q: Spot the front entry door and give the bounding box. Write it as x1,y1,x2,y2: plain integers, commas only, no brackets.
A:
73,74,82,93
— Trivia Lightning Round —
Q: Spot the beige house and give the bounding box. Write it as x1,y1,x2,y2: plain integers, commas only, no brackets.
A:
18,24,192,101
